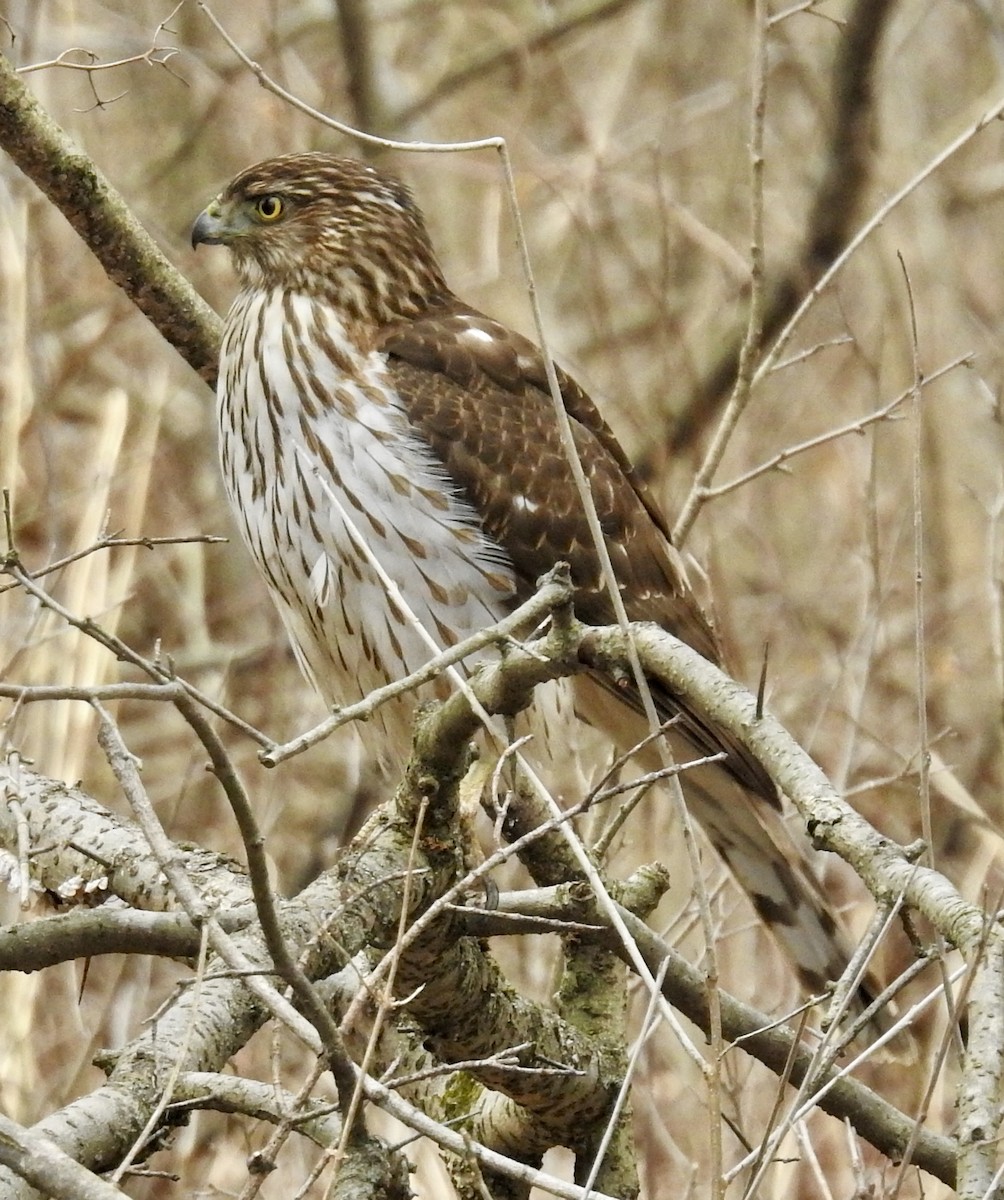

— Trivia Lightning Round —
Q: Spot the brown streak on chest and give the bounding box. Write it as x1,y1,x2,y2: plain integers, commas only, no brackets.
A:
417,484,450,513
309,301,358,375
398,531,428,559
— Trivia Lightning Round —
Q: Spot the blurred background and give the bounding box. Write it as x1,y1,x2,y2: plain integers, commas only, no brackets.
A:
2,1,1004,1195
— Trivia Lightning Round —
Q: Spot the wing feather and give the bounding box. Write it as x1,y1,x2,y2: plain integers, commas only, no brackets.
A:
378,305,777,802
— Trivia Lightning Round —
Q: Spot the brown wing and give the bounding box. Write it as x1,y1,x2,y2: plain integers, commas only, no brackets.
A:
378,307,713,638
377,304,778,802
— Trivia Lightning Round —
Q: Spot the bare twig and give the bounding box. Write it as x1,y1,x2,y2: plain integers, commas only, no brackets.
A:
673,0,770,548
898,253,933,861
669,0,897,453
0,682,188,703
171,693,363,1124
701,353,972,501
0,533,227,597
3,561,272,746
260,567,574,765
195,1,504,156
17,46,181,78
754,96,1004,387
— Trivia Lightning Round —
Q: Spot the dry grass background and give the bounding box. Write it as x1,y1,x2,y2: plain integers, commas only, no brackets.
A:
3,0,1004,1196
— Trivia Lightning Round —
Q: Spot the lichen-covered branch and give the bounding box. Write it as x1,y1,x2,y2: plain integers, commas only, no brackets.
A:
3,597,986,1192
0,51,222,385
0,766,253,912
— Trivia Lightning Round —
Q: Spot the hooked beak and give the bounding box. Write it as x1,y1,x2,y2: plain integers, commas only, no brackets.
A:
191,202,227,249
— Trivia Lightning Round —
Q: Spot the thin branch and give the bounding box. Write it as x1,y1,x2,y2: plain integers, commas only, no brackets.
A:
85,709,327,1054
14,4,188,112
668,0,896,453
701,353,972,501
769,333,854,371
195,1,505,156
17,46,181,78
361,1071,624,1200
171,693,363,1123
235,1059,330,1194
392,0,639,127
260,567,574,765
753,94,1004,388
2,562,272,746
898,253,933,863
0,907,256,971
673,0,770,547
0,682,191,703
0,533,227,597
172,1071,341,1148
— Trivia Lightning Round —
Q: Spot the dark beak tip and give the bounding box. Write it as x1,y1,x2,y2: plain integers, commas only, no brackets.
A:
190,210,223,250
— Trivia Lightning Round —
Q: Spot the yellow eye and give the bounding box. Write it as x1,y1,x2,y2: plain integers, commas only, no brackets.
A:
254,196,284,223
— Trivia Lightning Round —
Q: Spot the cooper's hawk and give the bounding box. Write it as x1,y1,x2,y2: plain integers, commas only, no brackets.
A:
192,152,852,995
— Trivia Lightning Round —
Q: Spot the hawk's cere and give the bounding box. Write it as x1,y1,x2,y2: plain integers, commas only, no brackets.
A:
192,153,849,994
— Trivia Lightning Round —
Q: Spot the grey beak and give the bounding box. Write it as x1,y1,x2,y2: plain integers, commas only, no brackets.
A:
191,208,224,249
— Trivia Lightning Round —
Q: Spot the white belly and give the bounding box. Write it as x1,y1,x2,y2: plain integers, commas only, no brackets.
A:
217,289,517,745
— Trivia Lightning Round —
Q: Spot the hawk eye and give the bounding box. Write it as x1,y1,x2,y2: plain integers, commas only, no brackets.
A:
253,195,285,223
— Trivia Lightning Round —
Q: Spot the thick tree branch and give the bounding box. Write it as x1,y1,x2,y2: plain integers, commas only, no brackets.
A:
0,1115,129,1200
0,611,961,1194
0,51,222,385
0,767,254,912
595,624,993,954
0,907,255,971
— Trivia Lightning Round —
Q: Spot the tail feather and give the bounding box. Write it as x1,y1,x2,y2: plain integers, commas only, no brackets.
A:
565,675,861,1000
681,762,850,997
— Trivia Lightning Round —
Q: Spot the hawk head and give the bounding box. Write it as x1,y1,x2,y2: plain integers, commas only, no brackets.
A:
191,152,451,324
